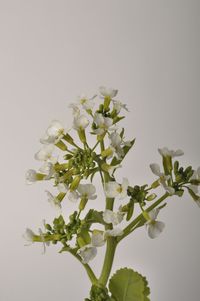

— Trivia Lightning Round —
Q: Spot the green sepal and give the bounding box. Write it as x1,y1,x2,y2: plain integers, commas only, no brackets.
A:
175,189,184,197
78,129,87,144
77,229,91,247
190,179,200,185
55,140,68,151
113,116,125,124
63,133,75,145
109,268,150,301
111,139,135,166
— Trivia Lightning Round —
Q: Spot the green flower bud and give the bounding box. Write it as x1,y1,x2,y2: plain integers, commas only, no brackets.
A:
70,176,81,191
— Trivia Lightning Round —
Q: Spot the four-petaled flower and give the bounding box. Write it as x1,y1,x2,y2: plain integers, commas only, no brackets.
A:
35,145,58,164
73,114,89,131
40,120,65,144
77,183,97,200
77,245,97,264
158,147,184,158
146,208,165,239
99,86,118,99
104,178,129,199
93,113,115,135
150,163,175,195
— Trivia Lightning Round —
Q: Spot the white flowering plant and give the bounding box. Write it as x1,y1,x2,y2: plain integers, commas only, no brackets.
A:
24,87,200,301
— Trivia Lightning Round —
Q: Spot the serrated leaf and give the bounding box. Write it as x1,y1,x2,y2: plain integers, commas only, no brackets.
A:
109,268,150,301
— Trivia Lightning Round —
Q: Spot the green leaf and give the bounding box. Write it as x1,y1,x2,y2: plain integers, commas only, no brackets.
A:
109,268,150,301
111,139,135,166
84,209,106,225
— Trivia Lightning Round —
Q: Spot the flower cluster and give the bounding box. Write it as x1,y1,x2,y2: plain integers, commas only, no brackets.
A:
24,87,200,300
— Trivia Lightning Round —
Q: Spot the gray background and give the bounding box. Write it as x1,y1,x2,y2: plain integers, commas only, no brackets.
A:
0,0,200,300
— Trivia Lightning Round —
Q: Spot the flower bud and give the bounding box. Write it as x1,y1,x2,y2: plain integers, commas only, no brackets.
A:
70,176,81,191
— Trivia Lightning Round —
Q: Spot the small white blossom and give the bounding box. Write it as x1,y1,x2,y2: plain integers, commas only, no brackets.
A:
77,245,97,264
150,163,175,195
104,178,129,199
77,184,97,200
46,190,62,212
78,94,96,111
40,120,65,144
93,113,116,135
105,227,123,237
99,86,118,98
91,231,105,247
73,114,89,131
68,190,79,203
35,145,58,164
23,228,35,245
57,183,68,193
146,208,165,239
103,209,124,225
68,103,80,116
26,169,37,184
39,162,54,179
158,147,184,158
112,100,129,114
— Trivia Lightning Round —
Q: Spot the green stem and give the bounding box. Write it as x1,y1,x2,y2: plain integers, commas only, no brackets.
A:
68,248,98,284
117,193,169,242
99,237,117,286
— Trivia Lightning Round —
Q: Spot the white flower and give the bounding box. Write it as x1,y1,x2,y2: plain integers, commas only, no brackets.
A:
57,183,68,193
68,103,80,116
99,86,118,98
93,113,116,135
77,184,97,200
35,145,58,164
40,120,65,144
78,94,96,111
68,190,79,203
23,228,35,245
77,245,97,264
109,132,124,159
104,178,129,199
150,163,175,195
103,209,124,225
112,100,129,114
38,227,50,254
26,169,37,184
46,190,61,212
146,208,165,239
105,227,123,237
91,231,105,247
39,162,55,179
73,114,89,131
158,147,184,158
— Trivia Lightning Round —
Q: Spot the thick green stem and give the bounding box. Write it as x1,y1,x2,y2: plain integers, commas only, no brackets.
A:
117,193,169,242
99,237,117,286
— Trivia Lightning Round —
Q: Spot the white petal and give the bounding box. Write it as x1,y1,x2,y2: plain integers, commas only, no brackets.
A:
91,231,105,247
103,210,123,225
148,221,165,239
23,228,35,245
158,147,171,157
77,245,97,264
104,182,120,198
73,114,89,130
150,163,161,176
46,120,64,137
26,169,37,184
174,149,184,157
148,208,159,220
57,183,68,193
68,191,79,202
105,227,123,237
99,86,118,98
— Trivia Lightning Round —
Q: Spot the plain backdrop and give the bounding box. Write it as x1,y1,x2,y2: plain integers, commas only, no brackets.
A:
0,1,200,300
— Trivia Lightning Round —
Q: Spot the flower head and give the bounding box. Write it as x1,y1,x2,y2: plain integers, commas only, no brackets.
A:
77,245,97,264
26,169,37,184
146,208,165,239
103,209,124,225
104,178,129,199
40,120,65,144
105,227,123,238
91,231,105,247
35,145,57,164
158,147,184,158
77,184,97,200
73,114,89,131
150,163,175,195
23,228,35,245
93,113,115,135
78,94,96,111
46,190,62,212
112,100,129,114
99,86,118,98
